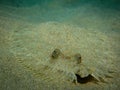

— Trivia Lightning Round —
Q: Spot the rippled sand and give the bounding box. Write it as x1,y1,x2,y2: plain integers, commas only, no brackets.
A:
0,4,120,90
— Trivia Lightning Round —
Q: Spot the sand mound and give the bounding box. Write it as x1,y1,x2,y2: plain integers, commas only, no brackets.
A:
8,21,117,87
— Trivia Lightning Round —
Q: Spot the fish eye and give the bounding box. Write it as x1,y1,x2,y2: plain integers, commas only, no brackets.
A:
51,48,61,59
74,53,82,63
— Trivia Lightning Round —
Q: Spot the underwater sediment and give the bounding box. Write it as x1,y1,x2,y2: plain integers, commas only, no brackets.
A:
0,1,120,89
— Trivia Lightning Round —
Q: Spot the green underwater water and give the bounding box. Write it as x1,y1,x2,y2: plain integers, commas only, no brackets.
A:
0,0,120,9
0,0,120,31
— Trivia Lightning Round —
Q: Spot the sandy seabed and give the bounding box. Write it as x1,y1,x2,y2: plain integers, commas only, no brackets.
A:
0,4,120,90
